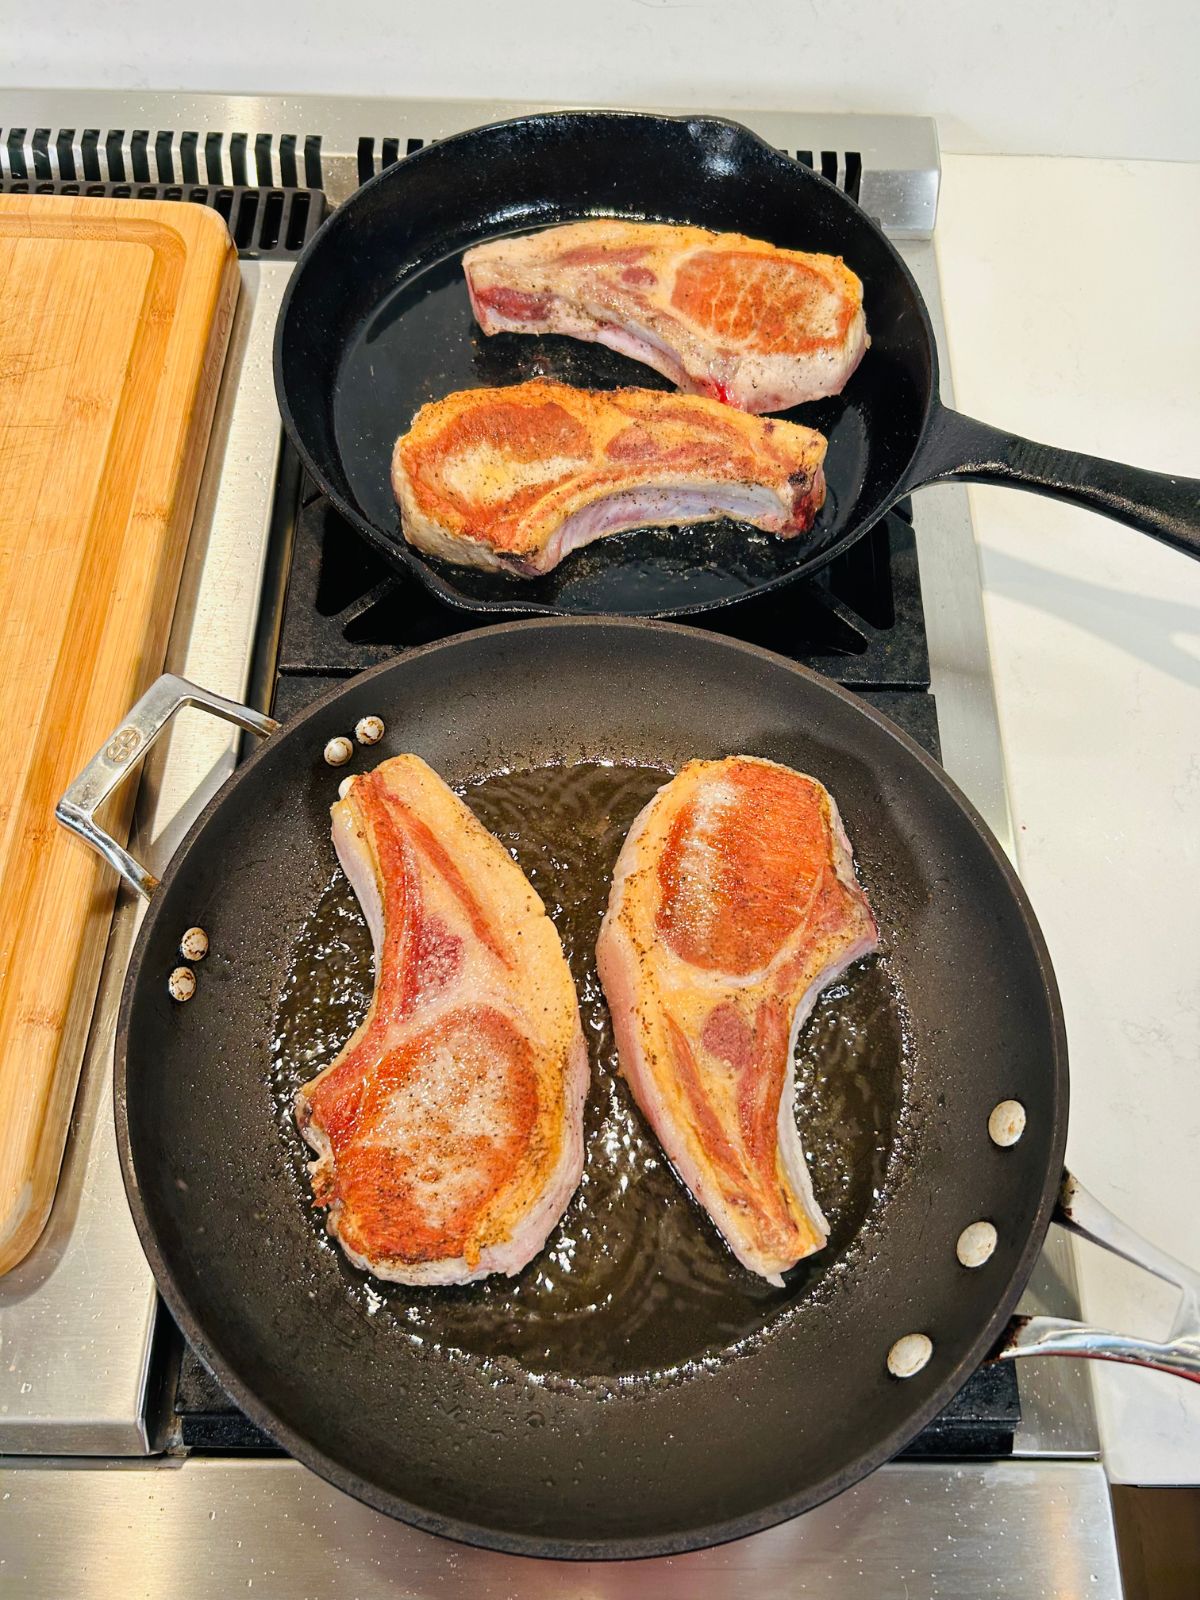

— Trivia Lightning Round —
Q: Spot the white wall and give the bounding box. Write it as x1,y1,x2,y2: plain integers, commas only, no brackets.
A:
5,0,1198,161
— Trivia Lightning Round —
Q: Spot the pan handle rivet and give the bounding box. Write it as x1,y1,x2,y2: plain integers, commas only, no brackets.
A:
988,1100,1026,1147
324,736,354,767
179,927,208,963
355,715,385,746
168,966,196,1003
956,1221,998,1268
887,1333,933,1378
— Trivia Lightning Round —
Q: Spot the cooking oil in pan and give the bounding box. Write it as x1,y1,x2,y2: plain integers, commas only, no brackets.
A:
270,761,907,1379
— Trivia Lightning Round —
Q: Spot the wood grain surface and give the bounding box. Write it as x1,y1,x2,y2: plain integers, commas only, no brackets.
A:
0,194,239,1274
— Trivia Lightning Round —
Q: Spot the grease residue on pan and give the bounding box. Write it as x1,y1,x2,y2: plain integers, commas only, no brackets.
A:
269,760,910,1379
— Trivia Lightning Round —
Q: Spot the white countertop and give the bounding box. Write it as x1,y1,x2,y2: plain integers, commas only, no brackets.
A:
10,1,1200,162
935,154,1200,1484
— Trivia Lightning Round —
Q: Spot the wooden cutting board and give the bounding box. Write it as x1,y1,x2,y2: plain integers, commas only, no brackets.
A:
0,195,239,1275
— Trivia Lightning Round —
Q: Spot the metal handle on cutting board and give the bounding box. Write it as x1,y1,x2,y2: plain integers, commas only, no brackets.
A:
55,673,279,901
996,1172,1200,1384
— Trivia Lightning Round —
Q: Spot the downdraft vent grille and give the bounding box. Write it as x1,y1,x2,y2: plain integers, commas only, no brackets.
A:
352,132,863,203
0,177,327,259
0,106,937,230
355,135,426,186
801,148,861,202
2,127,324,191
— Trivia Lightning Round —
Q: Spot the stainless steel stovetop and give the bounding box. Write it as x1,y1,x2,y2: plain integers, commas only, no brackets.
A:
0,91,1123,1597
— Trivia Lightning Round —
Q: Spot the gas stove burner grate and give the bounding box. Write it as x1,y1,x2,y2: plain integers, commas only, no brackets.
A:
0,175,326,260
275,480,931,691
172,1334,1018,1456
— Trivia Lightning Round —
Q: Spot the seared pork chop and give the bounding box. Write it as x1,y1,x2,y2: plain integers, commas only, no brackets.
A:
596,757,878,1284
464,220,868,412
391,381,826,576
296,756,588,1284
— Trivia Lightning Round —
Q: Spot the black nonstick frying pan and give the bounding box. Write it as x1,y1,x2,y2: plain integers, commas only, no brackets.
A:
275,111,1200,619
58,619,1200,1560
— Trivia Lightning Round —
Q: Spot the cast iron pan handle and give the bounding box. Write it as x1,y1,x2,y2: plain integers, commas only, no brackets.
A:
905,404,1200,561
56,673,279,900
995,1172,1200,1383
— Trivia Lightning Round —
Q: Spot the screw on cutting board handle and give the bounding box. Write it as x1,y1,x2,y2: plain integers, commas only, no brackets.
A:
904,404,1200,560
995,1172,1200,1384
55,673,279,901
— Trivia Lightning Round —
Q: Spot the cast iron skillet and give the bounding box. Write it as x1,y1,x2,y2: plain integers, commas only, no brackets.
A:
65,620,1075,1557
275,111,1200,619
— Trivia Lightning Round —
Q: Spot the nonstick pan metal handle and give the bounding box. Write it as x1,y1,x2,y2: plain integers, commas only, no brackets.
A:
996,1172,1200,1384
56,673,279,901
905,404,1200,561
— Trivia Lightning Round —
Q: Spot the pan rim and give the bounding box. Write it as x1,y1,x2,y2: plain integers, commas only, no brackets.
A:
114,617,1067,1560
272,107,941,620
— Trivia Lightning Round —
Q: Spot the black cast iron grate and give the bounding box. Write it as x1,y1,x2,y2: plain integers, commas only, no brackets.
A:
275,483,931,691
174,1339,1018,1456
0,177,327,260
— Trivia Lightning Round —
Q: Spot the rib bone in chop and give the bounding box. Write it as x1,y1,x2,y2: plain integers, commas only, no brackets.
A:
596,756,878,1284
295,756,588,1285
392,380,826,576
464,220,868,412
